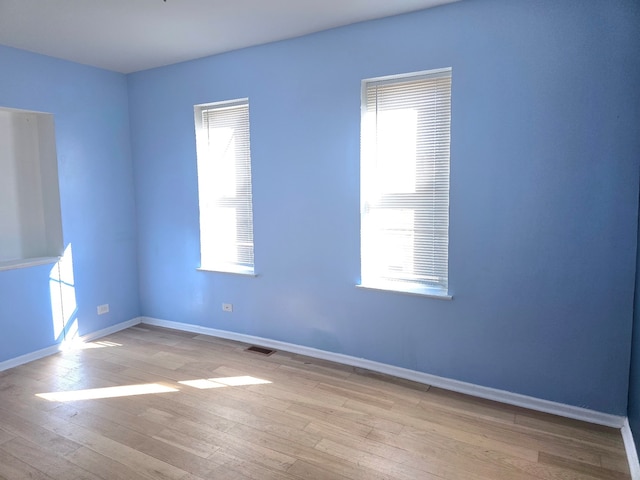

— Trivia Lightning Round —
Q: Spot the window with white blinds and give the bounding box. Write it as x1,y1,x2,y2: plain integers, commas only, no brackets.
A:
360,68,451,296
194,99,255,275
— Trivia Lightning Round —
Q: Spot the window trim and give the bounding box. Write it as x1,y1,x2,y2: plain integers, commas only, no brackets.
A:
196,265,257,277
358,68,452,299
194,98,256,276
356,283,453,300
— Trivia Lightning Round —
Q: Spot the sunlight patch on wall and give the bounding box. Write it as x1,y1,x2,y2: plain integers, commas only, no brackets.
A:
49,244,78,343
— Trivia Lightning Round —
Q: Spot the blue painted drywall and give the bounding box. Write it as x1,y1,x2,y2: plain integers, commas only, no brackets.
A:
0,45,140,361
129,0,637,415
629,193,640,450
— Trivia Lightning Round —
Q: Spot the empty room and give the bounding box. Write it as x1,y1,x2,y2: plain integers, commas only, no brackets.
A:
1,0,639,478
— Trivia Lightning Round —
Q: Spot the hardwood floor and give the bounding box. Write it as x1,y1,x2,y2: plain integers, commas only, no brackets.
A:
0,324,631,479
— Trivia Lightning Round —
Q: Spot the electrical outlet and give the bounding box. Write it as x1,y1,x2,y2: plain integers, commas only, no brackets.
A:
222,303,233,312
97,304,109,315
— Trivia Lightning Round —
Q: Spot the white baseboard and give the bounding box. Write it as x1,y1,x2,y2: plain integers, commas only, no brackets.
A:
622,419,640,480
0,344,61,373
80,317,142,343
140,316,625,428
0,317,142,372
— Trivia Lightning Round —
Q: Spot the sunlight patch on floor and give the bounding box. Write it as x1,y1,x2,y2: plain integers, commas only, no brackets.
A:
60,339,123,351
178,379,227,389
179,376,272,389
36,383,178,402
36,376,271,401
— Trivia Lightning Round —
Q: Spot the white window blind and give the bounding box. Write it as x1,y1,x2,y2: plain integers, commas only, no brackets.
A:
360,68,451,296
195,99,255,274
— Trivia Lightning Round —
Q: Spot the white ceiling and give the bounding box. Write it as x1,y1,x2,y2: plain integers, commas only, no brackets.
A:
0,0,458,74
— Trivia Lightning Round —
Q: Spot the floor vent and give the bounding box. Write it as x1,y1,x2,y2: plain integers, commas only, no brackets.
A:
245,345,276,356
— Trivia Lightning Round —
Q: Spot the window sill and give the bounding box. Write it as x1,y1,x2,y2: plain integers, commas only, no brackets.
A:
0,256,61,272
197,265,257,277
356,282,452,300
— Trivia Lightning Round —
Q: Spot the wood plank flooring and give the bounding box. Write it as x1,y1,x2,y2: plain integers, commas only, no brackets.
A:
0,325,631,479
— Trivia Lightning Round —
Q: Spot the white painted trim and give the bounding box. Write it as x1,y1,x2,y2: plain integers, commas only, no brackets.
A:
622,419,640,480
0,317,142,372
356,283,452,300
80,317,141,343
140,316,625,428
0,344,60,372
0,256,60,272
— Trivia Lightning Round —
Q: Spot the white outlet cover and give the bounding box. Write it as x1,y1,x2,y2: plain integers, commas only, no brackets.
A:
97,304,109,315
222,303,233,312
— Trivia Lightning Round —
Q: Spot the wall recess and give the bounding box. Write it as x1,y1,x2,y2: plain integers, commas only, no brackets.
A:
0,107,63,270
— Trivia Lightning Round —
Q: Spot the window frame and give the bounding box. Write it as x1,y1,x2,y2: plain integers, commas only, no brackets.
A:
358,68,452,299
194,98,256,276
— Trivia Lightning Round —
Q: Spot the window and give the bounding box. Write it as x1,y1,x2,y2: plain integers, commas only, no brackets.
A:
194,99,255,275
0,107,63,271
359,68,451,297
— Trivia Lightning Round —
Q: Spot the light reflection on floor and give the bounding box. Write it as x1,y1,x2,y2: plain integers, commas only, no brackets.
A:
36,376,272,402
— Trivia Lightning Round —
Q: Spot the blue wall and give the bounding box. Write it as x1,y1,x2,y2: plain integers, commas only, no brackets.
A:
128,0,640,415
0,46,140,361
630,197,640,449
